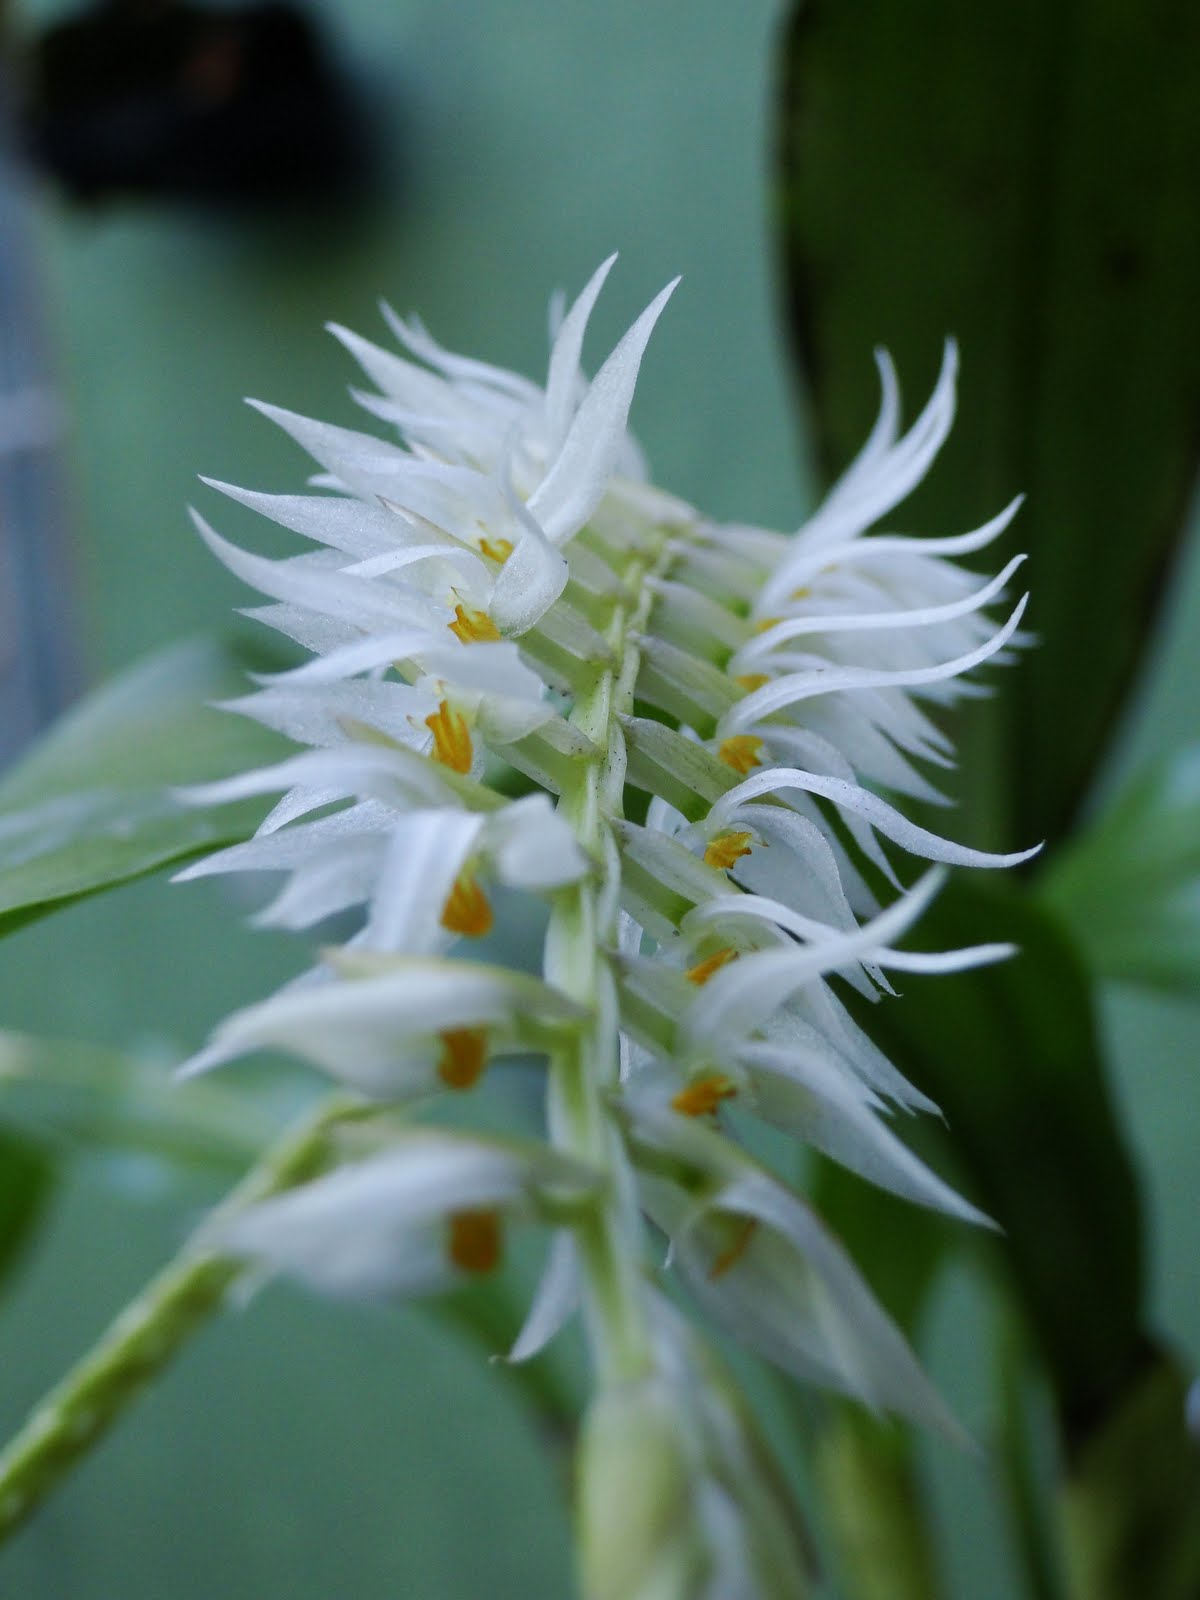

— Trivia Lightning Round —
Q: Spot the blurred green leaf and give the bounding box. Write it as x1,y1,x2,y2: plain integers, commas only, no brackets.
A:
778,1,1200,852
813,1157,950,1336
0,1127,53,1292
844,877,1145,1432
0,636,289,938
0,1029,292,1181
1042,747,1200,998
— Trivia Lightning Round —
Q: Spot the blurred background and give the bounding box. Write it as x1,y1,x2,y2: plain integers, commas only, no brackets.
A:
0,1,1197,1596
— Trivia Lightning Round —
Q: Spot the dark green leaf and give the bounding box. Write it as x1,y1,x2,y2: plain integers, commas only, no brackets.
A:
778,1,1200,852
1042,746,1200,998
844,877,1145,1431
0,635,288,937
0,1127,53,1290
812,1157,950,1336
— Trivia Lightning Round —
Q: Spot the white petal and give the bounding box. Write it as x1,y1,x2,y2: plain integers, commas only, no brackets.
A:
190,510,440,633
685,871,946,1049
213,1136,530,1299
484,795,589,889
713,767,1040,870
527,277,679,544
737,1040,991,1226
361,808,484,952
722,595,1029,735
674,1170,964,1436
488,496,570,635
543,254,618,455
184,958,583,1091
508,1230,580,1362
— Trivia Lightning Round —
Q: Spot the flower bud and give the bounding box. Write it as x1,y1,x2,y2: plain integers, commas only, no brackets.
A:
577,1380,706,1600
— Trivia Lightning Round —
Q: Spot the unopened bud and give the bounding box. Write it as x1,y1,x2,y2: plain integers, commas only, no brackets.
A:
577,1380,706,1600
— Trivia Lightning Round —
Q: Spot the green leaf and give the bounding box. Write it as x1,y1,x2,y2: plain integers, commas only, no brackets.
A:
0,1127,54,1291
777,1,1200,852
813,1157,950,1336
844,877,1145,1432
0,1029,289,1180
0,636,289,938
1042,747,1200,998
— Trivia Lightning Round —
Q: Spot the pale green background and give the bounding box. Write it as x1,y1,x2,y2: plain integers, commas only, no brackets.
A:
2,1,1198,1595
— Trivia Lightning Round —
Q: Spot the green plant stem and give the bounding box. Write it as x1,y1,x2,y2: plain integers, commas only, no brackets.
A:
814,1406,943,1600
544,530,672,1388
1060,1347,1200,1600
0,1094,359,1546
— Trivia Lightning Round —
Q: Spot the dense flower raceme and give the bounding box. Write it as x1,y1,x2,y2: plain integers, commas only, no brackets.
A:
177,256,1035,1591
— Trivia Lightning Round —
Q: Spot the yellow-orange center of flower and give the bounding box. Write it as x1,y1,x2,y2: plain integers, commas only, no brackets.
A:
686,946,739,986
703,831,754,871
425,701,473,774
446,1208,503,1275
436,1028,488,1090
708,1217,759,1280
448,603,501,644
479,537,514,564
717,735,763,775
671,1073,738,1118
735,673,770,693
441,872,494,938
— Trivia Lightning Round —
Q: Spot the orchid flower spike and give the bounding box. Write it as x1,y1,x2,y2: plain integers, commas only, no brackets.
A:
179,259,1036,1595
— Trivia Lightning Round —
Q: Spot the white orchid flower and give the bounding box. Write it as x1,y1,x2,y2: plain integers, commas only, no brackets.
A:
211,1129,601,1301
174,261,1039,1586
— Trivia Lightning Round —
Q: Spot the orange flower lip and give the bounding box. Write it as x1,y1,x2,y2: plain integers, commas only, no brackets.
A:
448,602,501,644
437,1028,488,1090
717,735,763,775
703,831,753,871
686,947,739,986
425,700,473,773
446,1208,503,1275
441,872,494,938
671,1073,738,1118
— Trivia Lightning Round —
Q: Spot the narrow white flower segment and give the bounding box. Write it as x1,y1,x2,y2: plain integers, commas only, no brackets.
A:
179,258,1035,1585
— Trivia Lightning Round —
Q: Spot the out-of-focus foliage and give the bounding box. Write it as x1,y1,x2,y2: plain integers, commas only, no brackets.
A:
777,0,1200,856
778,7,1200,1592
1044,747,1200,998
843,881,1144,1432
0,636,285,937
0,1127,52,1292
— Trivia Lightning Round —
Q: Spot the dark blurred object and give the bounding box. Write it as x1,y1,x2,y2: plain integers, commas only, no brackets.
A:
24,0,368,208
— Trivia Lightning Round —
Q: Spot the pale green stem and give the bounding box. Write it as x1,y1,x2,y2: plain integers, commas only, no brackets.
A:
544,530,672,1388
0,1094,361,1546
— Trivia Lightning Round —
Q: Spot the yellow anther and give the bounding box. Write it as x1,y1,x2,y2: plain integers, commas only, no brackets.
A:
425,700,473,774
671,1073,738,1118
686,946,739,986
448,602,502,644
717,735,763,775
754,617,782,635
790,586,811,601
708,1217,759,1281
479,537,514,564
441,872,494,938
436,1028,488,1090
703,831,754,872
447,1208,503,1275
734,673,769,693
